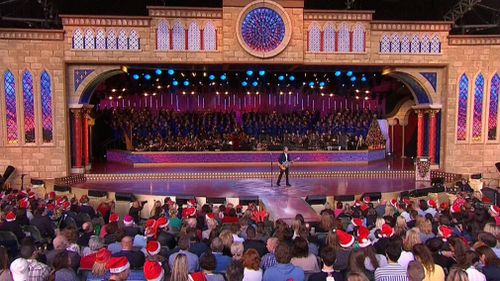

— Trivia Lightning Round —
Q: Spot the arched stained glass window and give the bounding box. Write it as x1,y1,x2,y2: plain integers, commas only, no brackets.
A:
308,23,321,52
204,21,216,51
107,30,117,50
188,22,201,51
457,74,469,141
129,30,140,50
72,29,84,49
430,35,441,53
488,74,500,141
95,29,106,49
472,74,485,140
172,20,186,51
157,21,170,50
390,34,400,53
4,71,18,144
84,29,94,49
118,30,128,50
410,35,420,53
41,71,53,143
421,35,430,53
22,71,35,143
323,23,335,53
380,34,390,53
400,35,410,53
337,22,350,53
352,23,365,53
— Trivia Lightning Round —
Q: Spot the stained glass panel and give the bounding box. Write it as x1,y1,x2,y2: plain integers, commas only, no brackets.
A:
457,74,469,141
73,29,84,49
308,24,321,52
4,71,18,144
421,35,430,53
352,24,365,53
118,30,128,50
129,30,140,50
400,35,410,53
188,22,201,51
95,30,106,49
380,34,390,53
337,23,350,53
241,8,285,53
41,71,53,143
390,34,400,53
204,21,216,51
472,74,485,140
410,35,420,53
107,30,117,50
84,29,94,49
22,71,35,143
323,23,335,53
430,35,441,53
172,21,185,51
157,21,170,50
488,74,499,140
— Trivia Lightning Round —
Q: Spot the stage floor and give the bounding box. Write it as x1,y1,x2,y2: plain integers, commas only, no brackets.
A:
74,158,420,222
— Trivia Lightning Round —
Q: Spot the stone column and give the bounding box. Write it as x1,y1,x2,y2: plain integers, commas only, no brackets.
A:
72,109,83,170
83,108,90,170
401,124,406,158
416,110,425,157
428,109,438,164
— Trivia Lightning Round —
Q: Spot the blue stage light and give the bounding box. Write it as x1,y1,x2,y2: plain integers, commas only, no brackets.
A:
361,76,367,82
155,69,162,75
350,76,357,82
144,74,151,80
309,82,315,88
167,69,175,75
246,70,254,76
334,71,341,77
172,80,179,86
289,75,295,81
346,71,353,77
132,74,140,80
242,81,248,87
258,70,266,76
319,82,325,87
220,74,227,81
208,74,215,80
252,81,258,87
183,80,190,86
278,75,285,81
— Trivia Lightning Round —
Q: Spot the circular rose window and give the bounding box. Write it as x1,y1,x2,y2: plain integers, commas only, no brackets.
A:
236,0,292,58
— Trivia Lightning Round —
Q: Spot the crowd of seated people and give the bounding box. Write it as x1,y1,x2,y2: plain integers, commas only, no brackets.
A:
100,108,374,152
0,184,498,281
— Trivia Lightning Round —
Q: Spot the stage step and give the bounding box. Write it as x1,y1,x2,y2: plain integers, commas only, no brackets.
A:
261,196,320,223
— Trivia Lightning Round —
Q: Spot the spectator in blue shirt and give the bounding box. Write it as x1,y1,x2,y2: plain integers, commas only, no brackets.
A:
263,243,304,281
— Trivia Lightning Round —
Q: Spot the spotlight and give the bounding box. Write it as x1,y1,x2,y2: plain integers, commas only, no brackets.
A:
365,90,370,94
183,80,190,86
152,92,157,96
289,75,295,81
346,71,353,77
355,89,360,93
224,91,228,95
258,70,266,76
220,74,227,81
334,71,341,77
246,70,254,76
364,96,369,100
319,82,325,87
329,93,334,97
242,81,248,87
182,91,186,95
132,74,140,80
216,91,220,95
144,92,149,96
144,74,151,80
172,80,179,86
355,95,360,99
280,91,284,95
108,96,113,100
155,69,162,75
118,95,123,99
288,91,292,95
256,91,259,95
157,85,162,89
350,76,357,82
111,89,117,92
247,91,251,95
309,82,315,88
278,75,285,81
252,81,258,87
321,93,325,96
122,88,126,92
167,69,175,75
361,76,367,82
209,74,215,80
191,91,195,95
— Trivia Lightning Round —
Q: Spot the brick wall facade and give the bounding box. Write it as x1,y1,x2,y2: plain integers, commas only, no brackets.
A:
0,1,499,182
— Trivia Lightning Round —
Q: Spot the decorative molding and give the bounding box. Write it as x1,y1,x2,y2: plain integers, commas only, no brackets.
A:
74,69,94,92
0,28,64,40
60,15,151,27
148,7,222,18
371,21,452,32
304,10,373,21
420,72,438,92
448,35,500,45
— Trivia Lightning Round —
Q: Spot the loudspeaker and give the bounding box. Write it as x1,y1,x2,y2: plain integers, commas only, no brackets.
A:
334,195,355,202
361,192,382,202
431,177,445,187
470,174,482,180
115,192,135,202
408,185,445,197
206,197,226,204
88,190,108,198
176,196,195,206
305,195,326,205
54,185,71,193
30,179,44,186
482,187,499,206
239,196,259,206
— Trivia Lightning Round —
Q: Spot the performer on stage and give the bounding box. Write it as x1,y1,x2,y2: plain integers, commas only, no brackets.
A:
277,146,292,187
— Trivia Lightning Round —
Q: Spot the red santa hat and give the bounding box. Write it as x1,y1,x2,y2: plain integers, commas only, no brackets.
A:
357,226,371,248
46,203,55,211
106,257,130,274
123,215,134,226
438,225,453,241
145,227,155,238
489,205,500,217
390,199,398,208
334,229,355,248
80,195,89,204
48,191,56,200
109,213,119,223
95,248,112,263
183,207,197,219
206,213,215,220
146,241,161,256
56,197,66,206
351,218,363,228
28,191,36,199
451,203,461,214
427,199,437,209
145,219,156,228
156,217,168,229
143,261,164,281
360,205,369,212
363,196,371,204
62,201,71,210
381,224,394,238
187,199,197,207
5,211,16,222
19,198,29,209
440,202,449,210
403,198,412,206
354,199,361,207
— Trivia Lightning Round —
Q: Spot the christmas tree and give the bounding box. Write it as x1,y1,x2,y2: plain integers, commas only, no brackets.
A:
365,119,385,149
